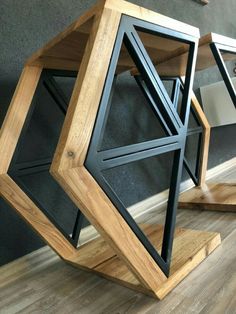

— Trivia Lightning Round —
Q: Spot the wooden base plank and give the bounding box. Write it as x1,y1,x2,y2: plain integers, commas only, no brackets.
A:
66,224,221,300
179,183,236,212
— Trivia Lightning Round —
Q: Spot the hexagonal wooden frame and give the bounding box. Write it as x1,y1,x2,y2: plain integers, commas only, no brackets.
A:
0,0,221,299
184,81,211,187
179,33,236,212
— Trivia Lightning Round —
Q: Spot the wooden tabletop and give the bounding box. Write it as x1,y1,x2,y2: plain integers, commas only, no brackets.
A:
155,32,236,76
26,0,199,74
25,1,235,77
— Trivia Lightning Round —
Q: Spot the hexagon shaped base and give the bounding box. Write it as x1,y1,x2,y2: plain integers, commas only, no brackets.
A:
67,224,221,299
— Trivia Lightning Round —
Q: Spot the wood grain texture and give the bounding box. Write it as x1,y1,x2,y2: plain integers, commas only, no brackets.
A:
0,174,76,259
179,183,236,212
51,167,167,292
190,91,211,186
26,0,103,66
105,0,199,38
27,0,199,71
0,229,232,313
0,0,205,300
0,66,42,174
154,32,236,76
0,171,235,312
51,7,122,172
89,224,220,300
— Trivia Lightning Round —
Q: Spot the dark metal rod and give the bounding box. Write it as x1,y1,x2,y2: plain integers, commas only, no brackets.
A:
135,75,172,136
187,126,202,136
43,74,69,114
123,24,183,133
99,135,180,161
210,43,236,108
85,15,199,276
195,132,203,180
183,156,198,186
161,40,198,268
100,141,181,170
88,169,169,275
171,78,181,110
72,210,84,245
46,69,78,78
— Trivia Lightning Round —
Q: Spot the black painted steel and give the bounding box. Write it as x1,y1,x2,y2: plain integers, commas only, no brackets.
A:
165,77,204,187
43,74,69,114
85,15,198,276
8,69,84,248
6,15,199,273
135,75,172,136
161,40,198,265
210,43,236,108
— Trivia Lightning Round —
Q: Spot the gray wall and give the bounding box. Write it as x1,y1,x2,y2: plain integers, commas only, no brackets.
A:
0,0,236,266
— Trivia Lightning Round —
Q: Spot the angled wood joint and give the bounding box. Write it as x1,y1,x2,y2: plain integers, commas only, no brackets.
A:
0,0,221,299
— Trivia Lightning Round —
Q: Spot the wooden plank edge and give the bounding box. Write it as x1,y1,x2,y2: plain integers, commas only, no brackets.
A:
154,232,221,299
64,229,221,300
104,0,200,38
26,1,104,66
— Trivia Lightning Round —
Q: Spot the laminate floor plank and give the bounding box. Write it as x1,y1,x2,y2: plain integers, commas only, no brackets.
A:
0,166,236,313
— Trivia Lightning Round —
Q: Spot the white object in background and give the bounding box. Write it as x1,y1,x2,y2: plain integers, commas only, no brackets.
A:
200,77,236,127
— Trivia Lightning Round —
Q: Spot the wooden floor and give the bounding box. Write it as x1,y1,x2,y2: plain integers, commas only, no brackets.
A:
0,168,236,313
179,164,236,212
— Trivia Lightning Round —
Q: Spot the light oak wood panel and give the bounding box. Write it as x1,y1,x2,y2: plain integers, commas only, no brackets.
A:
59,224,220,300
52,167,167,292
154,32,236,76
51,7,122,171
0,174,76,259
32,56,81,71
27,0,199,69
179,183,236,212
0,223,233,313
31,23,191,74
0,0,206,299
105,0,199,38
0,66,42,174
26,0,102,66
190,91,211,186
1,163,235,312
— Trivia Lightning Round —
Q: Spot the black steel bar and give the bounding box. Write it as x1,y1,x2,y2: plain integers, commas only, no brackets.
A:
43,74,69,114
46,69,78,78
210,43,236,108
10,173,75,245
85,15,199,276
10,159,51,176
187,126,202,136
216,43,236,55
99,135,180,161
8,69,85,247
123,29,183,134
179,43,199,126
135,75,172,136
88,26,125,155
89,168,169,275
164,73,203,187
8,77,42,171
85,18,173,275
124,20,185,130
100,141,181,170
161,40,198,267
97,75,118,151
183,156,198,186
190,106,201,127
171,78,181,109
71,210,84,245
194,132,203,179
